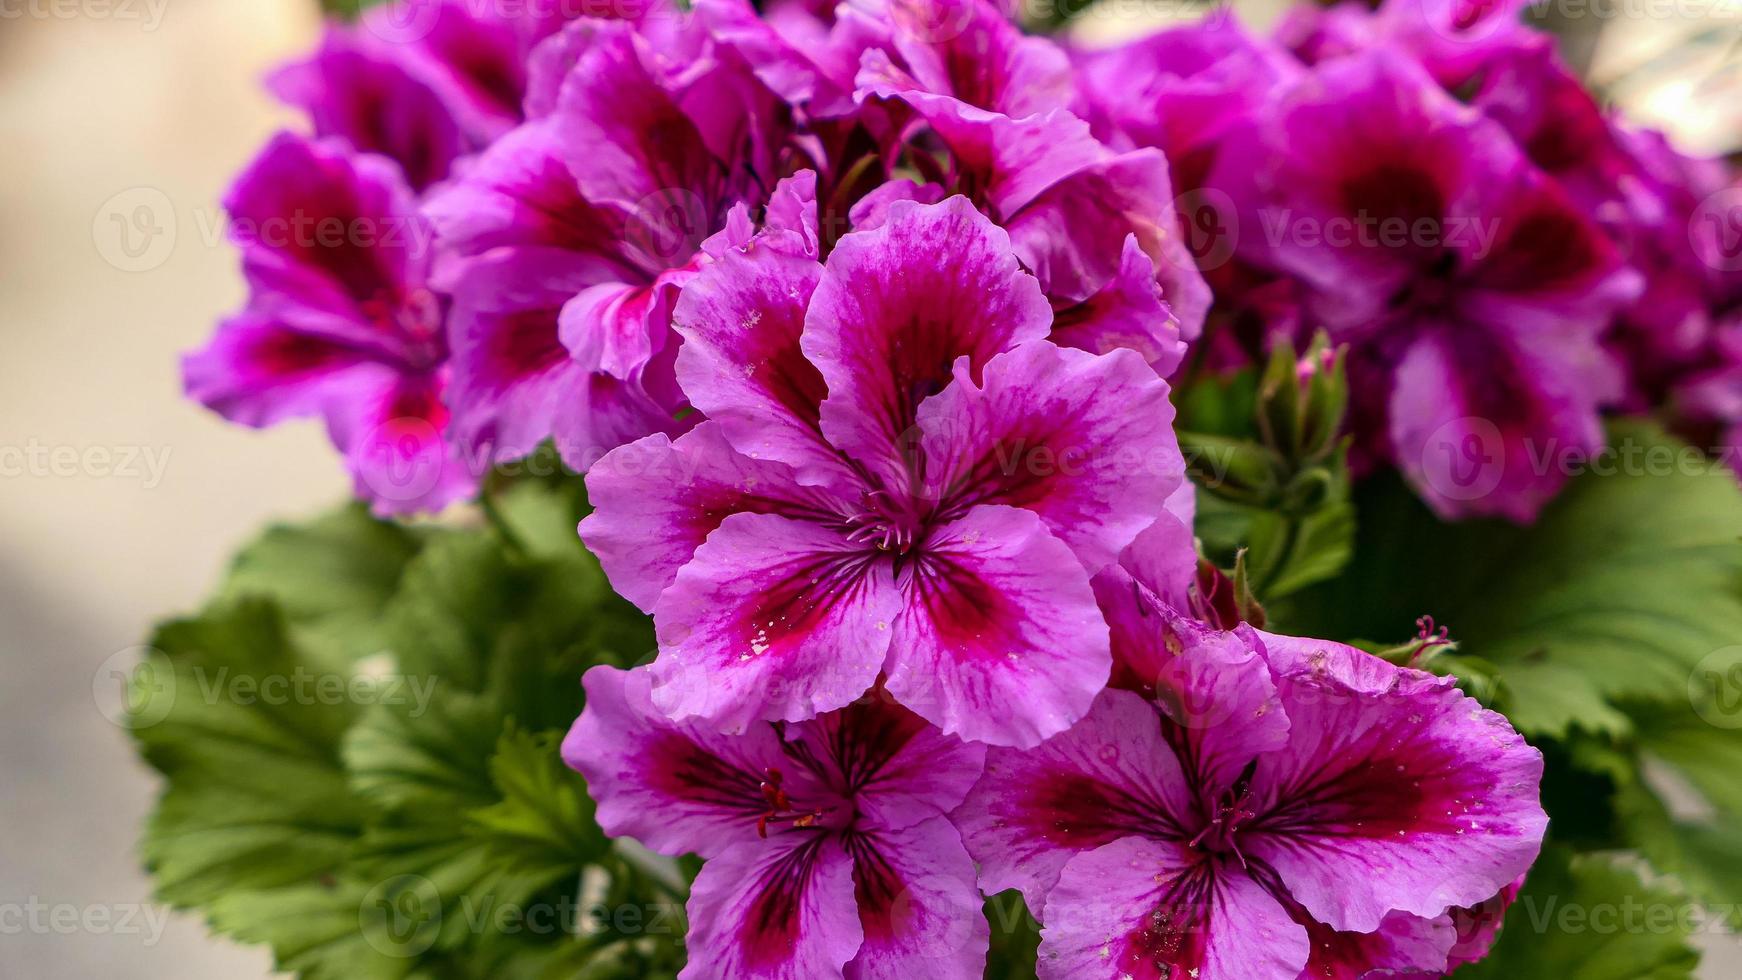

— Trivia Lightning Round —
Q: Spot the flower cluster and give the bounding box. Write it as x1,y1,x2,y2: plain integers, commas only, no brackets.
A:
1074,0,1741,520
181,0,1742,975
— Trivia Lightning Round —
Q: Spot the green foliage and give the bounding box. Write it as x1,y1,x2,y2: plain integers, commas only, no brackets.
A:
1453,848,1703,980
1277,420,1742,740
1175,335,1357,602
130,480,677,979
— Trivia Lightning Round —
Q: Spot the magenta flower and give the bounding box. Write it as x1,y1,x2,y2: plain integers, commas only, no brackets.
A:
580,196,1183,746
565,665,989,980
1074,13,1302,200
425,16,797,469
1217,51,1638,521
267,25,471,193
953,528,1547,979
846,0,1209,364
183,133,474,515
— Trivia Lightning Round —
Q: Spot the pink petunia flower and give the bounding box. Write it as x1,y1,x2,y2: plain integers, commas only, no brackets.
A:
565,665,990,980
183,133,475,515
579,196,1184,747
952,514,1548,979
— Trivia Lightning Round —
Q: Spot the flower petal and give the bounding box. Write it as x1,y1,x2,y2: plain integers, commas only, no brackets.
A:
444,250,592,464
226,133,432,356
1243,634,1548,934
564,665,813,858
916,340,1182,572
182,310,382,429
1277,892,1455,979
1049,236,1187,377
785,695,986,832
1388,325,1605,523
652,513,903,729
682,832,864,980
884,506,1111,748
842,818,988,980
580,422,842,612
329,370,476,516
954,689,1196,911
673,243,855,488
804,197,1052,490
1040,838,1309,980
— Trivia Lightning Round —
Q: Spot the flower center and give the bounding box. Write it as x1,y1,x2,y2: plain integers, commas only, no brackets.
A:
755,767,828,839
843,489,927,556
1188,764,1259,867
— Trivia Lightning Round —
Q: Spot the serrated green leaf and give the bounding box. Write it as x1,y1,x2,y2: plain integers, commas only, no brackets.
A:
1454,848,1702,979
219,505,425,669
1280,421,1742,738
470,727,607,865
135,600,367,908
208,881,430,980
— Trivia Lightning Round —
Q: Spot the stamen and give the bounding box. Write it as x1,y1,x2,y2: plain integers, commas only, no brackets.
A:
754,767,827,839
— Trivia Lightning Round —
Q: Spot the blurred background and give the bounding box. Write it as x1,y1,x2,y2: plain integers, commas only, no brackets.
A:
0,0,1735,977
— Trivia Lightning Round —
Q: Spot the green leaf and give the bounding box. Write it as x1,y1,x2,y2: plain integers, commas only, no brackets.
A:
1454,848,1702,979
207,881,430,980
134,600,367,908
1280,421,1742,738
219,505,425,670
470,727,608,869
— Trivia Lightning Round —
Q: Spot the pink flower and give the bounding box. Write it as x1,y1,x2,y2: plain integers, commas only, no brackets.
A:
579,196,1184,746
565,665,989,980
952,517,1548,978
424,16,800,470
182,133,474,515
1213,51,1638,521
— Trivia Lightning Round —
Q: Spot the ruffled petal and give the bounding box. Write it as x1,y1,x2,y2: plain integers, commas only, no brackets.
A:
1039,838,1309,980
564,665,815,858
842,818,988,980
328,370,476,516
651,513,904,729
884,506,1111,748
1242,635,1548,934
267,27,467,192
1388,325,1606,523
182,310,383,430
1291,907,1456,979
1049,236,1187,377
916,341,1181,572
954,689,1196,911
804,197,1052,490
681,832,864,980
580,422,845,612
673,244,853,488
444,250,592,464
784,695,986,832
225,133,434,357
